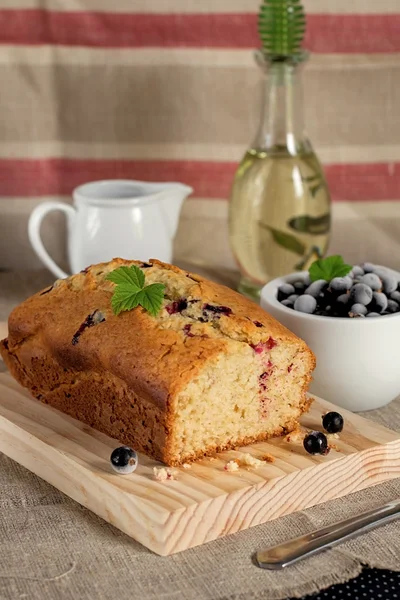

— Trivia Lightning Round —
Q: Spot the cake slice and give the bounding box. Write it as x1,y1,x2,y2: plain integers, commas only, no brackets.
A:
0,259,315,465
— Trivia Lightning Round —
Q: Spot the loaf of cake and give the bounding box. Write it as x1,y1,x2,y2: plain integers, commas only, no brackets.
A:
0,259,315,465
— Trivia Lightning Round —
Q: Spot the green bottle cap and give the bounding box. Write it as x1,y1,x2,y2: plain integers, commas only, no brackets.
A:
258,0,307,63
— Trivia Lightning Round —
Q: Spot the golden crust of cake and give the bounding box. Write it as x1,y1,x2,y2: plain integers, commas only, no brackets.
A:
0,258,316,465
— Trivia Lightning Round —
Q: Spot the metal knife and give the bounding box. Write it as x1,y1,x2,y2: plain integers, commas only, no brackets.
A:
256,499,400,570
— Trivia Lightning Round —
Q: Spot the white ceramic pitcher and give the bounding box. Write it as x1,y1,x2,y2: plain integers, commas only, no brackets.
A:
28,179,193,279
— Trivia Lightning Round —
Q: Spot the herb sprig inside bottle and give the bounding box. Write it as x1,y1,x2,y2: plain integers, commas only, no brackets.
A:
106,265,165,316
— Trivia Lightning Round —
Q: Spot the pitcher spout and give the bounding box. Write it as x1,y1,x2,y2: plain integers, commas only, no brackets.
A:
159,183,193,238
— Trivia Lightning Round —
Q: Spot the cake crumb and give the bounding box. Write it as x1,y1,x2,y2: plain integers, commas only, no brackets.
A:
182,463,192,469
153,467,178,481
238,453,264,469
284,427,306,444
261,453,275,463
329,443,339,451
327,433,340,440
224,460,239,472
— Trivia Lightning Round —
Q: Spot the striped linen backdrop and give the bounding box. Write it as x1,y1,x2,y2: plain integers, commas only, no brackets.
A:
0,0,399,271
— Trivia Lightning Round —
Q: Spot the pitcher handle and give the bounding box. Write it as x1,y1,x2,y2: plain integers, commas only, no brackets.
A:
28,201,76,279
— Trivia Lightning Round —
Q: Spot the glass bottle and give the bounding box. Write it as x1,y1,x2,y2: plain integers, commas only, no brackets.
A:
229,51,331,301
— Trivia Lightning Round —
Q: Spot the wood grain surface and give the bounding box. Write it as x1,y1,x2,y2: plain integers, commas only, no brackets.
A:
0,370,399,555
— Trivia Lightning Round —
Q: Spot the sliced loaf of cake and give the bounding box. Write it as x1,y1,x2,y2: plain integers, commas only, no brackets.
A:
0,259,315,465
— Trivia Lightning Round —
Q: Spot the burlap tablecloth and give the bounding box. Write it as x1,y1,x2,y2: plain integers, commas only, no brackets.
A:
0,269,399,600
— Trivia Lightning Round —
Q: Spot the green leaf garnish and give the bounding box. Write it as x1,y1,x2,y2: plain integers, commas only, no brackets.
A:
106,265,165,317
106,265,145,289
309,255,352,283
109,283,142,315
134,284,166,317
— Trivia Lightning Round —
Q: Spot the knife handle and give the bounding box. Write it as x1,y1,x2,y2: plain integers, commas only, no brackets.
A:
256,499,400,570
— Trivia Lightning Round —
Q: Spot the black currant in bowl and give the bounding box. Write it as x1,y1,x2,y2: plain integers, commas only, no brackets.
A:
275,258,400,319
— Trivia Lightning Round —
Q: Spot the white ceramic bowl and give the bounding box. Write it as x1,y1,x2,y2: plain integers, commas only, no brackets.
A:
260,271,400,412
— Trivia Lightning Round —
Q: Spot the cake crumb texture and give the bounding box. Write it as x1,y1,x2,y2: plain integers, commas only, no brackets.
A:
224,460,240,472
0,258,316,466
153,467,178,481
284,426,308,444
238,453,264,469
261,453,275,463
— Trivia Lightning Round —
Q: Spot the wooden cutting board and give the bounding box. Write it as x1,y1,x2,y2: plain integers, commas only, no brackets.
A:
0,370,399,556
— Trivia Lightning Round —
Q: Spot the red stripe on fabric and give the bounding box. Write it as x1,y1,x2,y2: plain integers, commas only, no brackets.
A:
0,159,398,201
1,10,400,52
326,163,400,202
306,14,400,54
